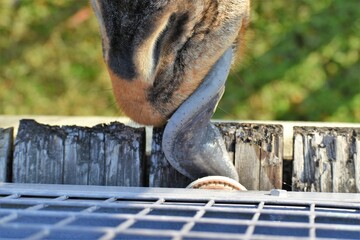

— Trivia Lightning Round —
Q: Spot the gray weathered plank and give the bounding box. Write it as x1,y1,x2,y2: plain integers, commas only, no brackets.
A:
292,127,360,193
260,133,283,190
63,127,91,185
13,121,65,184
355,129,360,193
103,123,145,186
235,124,283,191
236,141,261,190
13,120,145,186
0,128,13,182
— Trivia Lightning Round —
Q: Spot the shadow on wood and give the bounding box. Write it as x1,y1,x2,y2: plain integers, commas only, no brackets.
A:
0,127,13,182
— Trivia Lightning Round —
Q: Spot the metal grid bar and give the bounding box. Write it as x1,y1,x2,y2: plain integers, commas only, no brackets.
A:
0,183,359,240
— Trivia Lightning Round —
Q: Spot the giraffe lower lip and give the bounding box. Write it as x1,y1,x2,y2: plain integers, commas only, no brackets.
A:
162,48,239,181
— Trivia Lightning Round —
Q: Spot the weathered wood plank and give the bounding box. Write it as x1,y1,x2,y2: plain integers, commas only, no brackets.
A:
292,127,360,193
63,127,91,185
355,129,360,193
235,127,260,190
103,123,145,186
236,143,261,190
260,133,283,190
13,121,65,184
235,124,283,191
148,128,191,188
13,120,145,186
88,130,105,185
0,128,13,182
317,134,332,192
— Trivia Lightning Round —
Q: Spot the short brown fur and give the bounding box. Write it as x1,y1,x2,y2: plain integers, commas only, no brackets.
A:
108,69,166,126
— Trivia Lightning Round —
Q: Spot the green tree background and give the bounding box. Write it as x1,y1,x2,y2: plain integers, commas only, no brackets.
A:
1,0,359,122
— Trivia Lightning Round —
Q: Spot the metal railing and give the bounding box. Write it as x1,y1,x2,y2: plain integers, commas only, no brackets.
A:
1,183,359,239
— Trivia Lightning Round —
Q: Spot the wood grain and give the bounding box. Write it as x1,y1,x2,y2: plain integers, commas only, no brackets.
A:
13,120,146,187
234,124,283,190
292,127,360,193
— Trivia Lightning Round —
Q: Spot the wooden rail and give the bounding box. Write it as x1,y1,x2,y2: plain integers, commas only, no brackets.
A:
1,117,359,193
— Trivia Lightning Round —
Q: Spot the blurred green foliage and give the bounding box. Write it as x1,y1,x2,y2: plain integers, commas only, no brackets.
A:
0,0,359,122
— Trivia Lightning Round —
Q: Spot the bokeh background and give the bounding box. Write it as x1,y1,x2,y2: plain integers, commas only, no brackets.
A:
1,0,359,122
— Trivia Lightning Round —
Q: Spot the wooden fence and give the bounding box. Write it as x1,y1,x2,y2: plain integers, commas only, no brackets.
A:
1,118,359,192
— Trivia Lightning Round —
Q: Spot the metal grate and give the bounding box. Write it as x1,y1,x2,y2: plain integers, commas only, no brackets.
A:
0,184,359,239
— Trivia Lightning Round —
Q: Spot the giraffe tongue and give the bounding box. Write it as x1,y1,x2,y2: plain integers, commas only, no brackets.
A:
162,48,239,181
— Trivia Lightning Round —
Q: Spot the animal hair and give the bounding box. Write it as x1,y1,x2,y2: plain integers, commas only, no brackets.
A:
91,0,250,126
